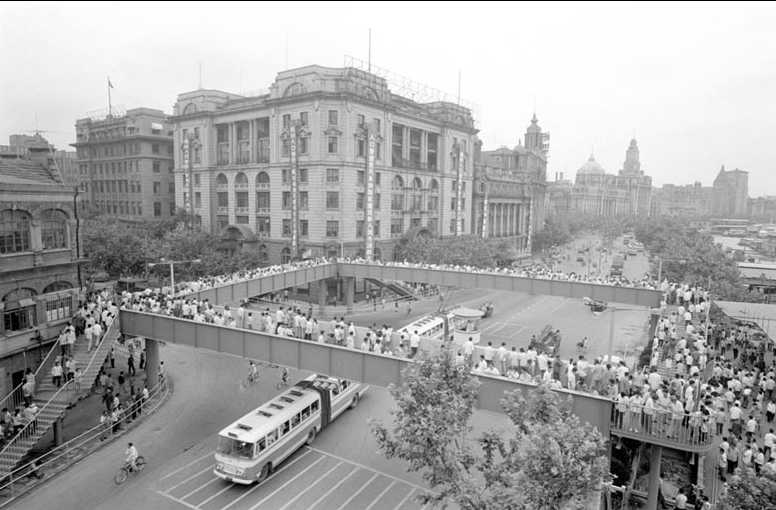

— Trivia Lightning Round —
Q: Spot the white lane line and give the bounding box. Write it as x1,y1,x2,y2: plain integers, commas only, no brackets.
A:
219,449,317,510
364,480,398,510
165,464,215,494
334,473,379,510
307,446,427,491
198,481,235,507
390,488,417,510
180,475,222,501
307,466,358,510
269,461,343,510
155,490,200,510
160,451,215,481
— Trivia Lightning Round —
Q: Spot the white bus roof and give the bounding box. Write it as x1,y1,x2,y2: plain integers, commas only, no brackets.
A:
217,374,340,443
398,315,445,333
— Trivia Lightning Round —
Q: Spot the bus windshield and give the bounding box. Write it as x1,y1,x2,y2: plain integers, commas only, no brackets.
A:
217,436,254,459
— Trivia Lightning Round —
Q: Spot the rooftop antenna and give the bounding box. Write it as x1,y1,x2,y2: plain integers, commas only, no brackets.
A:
368,28,372,72
457,70,461,106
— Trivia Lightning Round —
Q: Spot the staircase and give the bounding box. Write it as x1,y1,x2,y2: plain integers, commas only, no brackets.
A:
364,278,416,300
0,321,119,476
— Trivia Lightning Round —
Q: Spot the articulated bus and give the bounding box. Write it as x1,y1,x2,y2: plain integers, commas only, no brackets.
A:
396,313,453,343
214,374,368,484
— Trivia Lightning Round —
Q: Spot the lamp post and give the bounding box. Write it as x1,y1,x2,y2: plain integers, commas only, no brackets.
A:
281,118,309,261
148,258,201,296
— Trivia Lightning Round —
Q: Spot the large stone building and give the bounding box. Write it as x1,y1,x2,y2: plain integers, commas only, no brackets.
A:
712,165,749,218
471,114,548,255
548,139,652,218
0,143,84,396
170,65,477,264
72,108,176,220
750,196,776,220
651,182,713,217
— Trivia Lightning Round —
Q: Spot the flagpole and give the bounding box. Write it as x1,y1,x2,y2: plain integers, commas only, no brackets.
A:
107,76,112,117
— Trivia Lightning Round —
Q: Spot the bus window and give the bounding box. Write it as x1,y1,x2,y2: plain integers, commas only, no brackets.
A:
311,401,319,412
302,406,311,420
267,429,278,446
257,438,266,453
341,380,349,390
281,421,290,436
332,385,340,396
292,413,301,427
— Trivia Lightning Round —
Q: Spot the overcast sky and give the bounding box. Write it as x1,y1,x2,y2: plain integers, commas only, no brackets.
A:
2,1,775,194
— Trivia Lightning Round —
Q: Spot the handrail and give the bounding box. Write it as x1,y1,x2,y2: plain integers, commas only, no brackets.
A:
0,379,169,500
0,331,61,415
609,402,714,450
0,379,73,464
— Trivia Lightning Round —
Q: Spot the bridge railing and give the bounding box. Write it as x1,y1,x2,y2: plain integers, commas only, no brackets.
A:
609,403,714,452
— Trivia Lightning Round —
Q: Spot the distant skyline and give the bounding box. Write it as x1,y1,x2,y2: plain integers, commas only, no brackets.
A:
1,1,775,194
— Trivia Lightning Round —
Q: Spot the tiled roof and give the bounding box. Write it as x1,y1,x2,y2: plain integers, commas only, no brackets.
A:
0,157,62,185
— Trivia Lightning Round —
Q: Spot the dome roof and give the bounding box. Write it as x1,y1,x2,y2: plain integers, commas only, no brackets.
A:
577,154,606,175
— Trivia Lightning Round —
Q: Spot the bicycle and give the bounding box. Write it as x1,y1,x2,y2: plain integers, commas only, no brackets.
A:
114,456,146,485
276,367,290,390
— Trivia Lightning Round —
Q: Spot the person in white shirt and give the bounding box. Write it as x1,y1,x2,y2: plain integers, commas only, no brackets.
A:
409,331,420,358
463,338,475,361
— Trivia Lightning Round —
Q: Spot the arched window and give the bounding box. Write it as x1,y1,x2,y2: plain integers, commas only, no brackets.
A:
326,246,339,259
411,177,423,190
411,178,423,211
41,209,68,250
216,173,229,208
182,103,198,115
3,288,36,302
280,247,292,264
234,173,249,209
2,287,37,331
216,173,228,187
256,171,270,186
429,179,439,193
234,172,248,187
43,281,72,294
283,82,307,97
391,176,403,190
0,209,32,254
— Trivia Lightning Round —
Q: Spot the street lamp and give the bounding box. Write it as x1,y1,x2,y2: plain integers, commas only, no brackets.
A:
147,258,201,296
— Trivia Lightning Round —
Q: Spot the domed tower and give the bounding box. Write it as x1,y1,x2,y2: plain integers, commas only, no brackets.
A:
621,138,642,175
524,113,543,153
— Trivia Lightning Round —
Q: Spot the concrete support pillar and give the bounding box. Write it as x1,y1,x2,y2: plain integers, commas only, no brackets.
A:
145,338,160,388
53,417,63,446
646,445,662,510
343,277,355,313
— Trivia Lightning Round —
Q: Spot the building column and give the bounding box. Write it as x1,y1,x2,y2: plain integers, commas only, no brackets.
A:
343,277,355,313
646,445,662,510
145,338,160,388
249,119,255,163
230,123,236,163
488,204,494,237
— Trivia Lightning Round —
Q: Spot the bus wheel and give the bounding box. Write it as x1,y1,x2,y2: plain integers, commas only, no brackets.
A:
306,428,316,445
258,462,271,483
350,394,360,409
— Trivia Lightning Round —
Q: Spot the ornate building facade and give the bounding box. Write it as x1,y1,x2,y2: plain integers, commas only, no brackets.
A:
472,114,548,255
170,65,477,264
712,165,749,218
651,182,713,217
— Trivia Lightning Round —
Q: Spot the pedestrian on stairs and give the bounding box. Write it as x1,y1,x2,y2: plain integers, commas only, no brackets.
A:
51,360,63,388
127,354,136,377
22,379,34,406
84,323,94,352
110,348,115,369
74,368,83,394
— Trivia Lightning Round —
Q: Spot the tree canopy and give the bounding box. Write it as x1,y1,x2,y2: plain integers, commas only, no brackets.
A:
719,467,776,510
370,349,610,510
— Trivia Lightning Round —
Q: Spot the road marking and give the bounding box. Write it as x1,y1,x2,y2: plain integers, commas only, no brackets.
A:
165,464,215,493
198,481,235,507
270,461,343,510
180,475,221,501
219,449,317,510
334,473,379,510
154,490,200,510
364,480,398,510
308,466,358,510
160,451,214,481
307,446,427,491
391,488,417,510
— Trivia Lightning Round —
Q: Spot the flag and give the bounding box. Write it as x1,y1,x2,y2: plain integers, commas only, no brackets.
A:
108,77,114,89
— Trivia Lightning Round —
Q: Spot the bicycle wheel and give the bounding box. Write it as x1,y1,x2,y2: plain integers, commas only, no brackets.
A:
114,468,128,485
136,456,146,471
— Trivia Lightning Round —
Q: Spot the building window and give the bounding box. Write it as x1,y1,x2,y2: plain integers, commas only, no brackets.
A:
40,209,68,250
169,182,175,194
0,209,31,254
357,139,365,158
299,168,308,184
153,160,160,173
282,169,290,185
356,193,364,210
257,216,270,235
374,220,381,238
281,247,291,264
392,124,404,167
300,191,308,210
256,191,270,211
299,136,308,155
328,137,338,154
374,193,381,210
391,218,404,237
3,299,36,332
153,182,161,194
450,219,457,233
299,112,308,127
256,171,269,188
328,110,338,125
217,215,229,231
152,144,160,154
282,114,291,129
357,114,365,127
282,192,291,210
154,202,162,217
356,220,365,238
282,219,291,237
326,220,339,238
236,215,249,225
217,191,228,208
217,125,229,165
326,168,339,184
326,191,339,210
357,171,365,185
194,192,202,208
409,129,422,165
300,219,308,237
236,191,249,208
428,133,438,171
375,172,381,185
169,202,176,216
237,121,250,163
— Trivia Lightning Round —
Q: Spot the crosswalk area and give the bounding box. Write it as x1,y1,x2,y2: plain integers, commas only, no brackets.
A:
155,447,427,510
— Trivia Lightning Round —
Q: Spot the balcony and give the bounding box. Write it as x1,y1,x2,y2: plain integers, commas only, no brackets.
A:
234,183,249,191
257,138,270,164
235,206,250,215
392,156,433,172
609,405,714,453
256,207,270,214
216,206,228,214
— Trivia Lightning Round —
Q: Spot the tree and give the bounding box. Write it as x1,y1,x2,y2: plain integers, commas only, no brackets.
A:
395,235,496,267
370,349,610,510
719,467,776,509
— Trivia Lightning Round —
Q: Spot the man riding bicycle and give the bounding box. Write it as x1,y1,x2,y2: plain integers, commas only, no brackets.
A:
249,361,259,383
125,442,138,471
280,367,289,385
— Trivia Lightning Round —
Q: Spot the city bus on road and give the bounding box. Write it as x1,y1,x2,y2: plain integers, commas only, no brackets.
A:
396,313,454,343
214,374,368,484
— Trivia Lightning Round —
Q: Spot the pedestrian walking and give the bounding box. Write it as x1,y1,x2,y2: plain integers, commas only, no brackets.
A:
139,350,145,370
110,347,115,369
51,360,63,388
127,354,135,377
